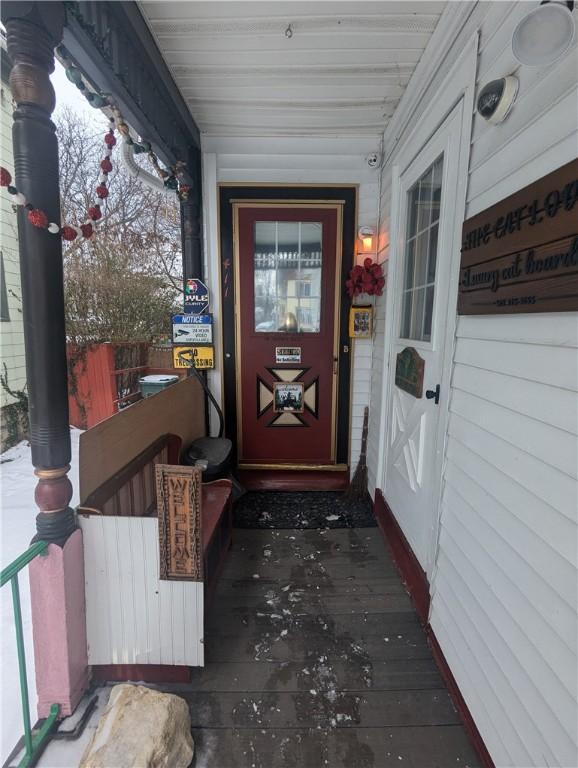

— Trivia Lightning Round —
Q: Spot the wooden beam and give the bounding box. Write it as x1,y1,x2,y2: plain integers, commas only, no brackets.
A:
61,1,200,169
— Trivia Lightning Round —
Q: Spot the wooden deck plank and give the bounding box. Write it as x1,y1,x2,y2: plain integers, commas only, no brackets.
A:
190,726,480,767
172,658,444,693
159,526,479,766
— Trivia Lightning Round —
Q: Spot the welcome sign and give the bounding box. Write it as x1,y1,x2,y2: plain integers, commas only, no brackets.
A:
458,158,578,314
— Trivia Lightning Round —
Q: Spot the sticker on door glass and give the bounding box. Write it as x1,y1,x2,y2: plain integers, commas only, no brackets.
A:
275,346,301,364
273,382,304,413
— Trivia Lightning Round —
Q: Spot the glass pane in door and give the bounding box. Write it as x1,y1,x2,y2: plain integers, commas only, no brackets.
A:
254,221,322,333
400,155,443,342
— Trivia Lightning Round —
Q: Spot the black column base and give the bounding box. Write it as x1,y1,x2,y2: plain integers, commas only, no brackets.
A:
32,507,77,547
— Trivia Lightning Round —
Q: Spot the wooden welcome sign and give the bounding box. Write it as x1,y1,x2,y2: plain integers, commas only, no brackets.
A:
156,464,203,581
458,158,578,314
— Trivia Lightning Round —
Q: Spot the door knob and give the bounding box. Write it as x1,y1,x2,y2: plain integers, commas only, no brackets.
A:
425,384,440,405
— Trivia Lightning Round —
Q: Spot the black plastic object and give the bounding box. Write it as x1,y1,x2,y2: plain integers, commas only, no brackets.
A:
184,436,233,482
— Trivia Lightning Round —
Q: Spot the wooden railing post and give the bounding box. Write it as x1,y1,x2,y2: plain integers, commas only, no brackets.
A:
1,0,89,720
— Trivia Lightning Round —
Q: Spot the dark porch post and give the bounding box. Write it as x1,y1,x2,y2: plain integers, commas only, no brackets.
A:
180,144,203,282
2,0,89,718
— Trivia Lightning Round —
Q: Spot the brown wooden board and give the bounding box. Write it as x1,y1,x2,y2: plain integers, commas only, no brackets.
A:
155,464,203,581
459,158,578,315
395,347,425,398
79,376,204,503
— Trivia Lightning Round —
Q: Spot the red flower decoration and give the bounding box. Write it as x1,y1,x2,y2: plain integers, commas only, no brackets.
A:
27,209,48,228
346,259,384,298
88,205,102,221
61,226,78,241
81,223,94,239
96,184,109,199
0,167,12,187
100,157,113,173
104,132,117,148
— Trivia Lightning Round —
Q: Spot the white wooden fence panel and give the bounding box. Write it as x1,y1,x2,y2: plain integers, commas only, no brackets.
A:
80,515,204,667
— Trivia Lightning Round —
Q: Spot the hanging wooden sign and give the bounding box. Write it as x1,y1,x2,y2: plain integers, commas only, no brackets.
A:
395,347,424,399
458,158,578,314
155,464,203,581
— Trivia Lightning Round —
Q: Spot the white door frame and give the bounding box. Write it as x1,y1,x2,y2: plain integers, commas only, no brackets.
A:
375,33,479,577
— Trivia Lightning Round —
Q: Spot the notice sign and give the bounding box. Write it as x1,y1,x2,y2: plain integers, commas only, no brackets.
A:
184,278,210,314
395,347,425,399
172,314,213,345
173,345,215,369
459,158,578,315
275,346,301,364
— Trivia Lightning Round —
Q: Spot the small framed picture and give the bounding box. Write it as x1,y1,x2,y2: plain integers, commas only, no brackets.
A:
349,306,373,338
273,382,304,413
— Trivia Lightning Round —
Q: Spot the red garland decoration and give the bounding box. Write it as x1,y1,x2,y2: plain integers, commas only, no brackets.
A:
61,225,78,241
27,209,48,228
0,119,116,242
346,258,385,298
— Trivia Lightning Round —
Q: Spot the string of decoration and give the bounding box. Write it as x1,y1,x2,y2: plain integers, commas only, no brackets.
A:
0,119,117,241
57,46,191,202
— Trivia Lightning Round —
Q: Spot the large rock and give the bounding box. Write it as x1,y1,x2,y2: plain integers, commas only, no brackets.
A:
80,684,194,768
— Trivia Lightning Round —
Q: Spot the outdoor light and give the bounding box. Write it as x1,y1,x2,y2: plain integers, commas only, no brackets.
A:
358,226,375,253
512,1,575,66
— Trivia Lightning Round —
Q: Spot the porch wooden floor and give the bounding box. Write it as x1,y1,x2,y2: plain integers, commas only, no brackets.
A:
166,527,480,768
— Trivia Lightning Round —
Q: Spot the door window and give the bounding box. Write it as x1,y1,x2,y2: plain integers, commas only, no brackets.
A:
400,156,443,342
253,221,322,333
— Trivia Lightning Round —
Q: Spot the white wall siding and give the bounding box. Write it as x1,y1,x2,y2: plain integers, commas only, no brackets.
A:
366,1,578,765
80,515,204,667
202,135,381,467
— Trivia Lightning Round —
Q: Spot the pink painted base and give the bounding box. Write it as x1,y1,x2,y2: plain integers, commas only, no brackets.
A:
29,529,89,719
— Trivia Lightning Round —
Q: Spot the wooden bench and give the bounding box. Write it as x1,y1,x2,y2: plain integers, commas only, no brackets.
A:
78,432,233,603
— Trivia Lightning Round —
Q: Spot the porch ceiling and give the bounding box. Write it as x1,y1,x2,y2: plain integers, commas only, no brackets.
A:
138,1,446,138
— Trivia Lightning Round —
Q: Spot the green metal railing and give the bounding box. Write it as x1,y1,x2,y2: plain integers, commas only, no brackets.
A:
1,541,59,768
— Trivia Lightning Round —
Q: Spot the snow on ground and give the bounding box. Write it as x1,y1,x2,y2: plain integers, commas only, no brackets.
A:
0,429,81,764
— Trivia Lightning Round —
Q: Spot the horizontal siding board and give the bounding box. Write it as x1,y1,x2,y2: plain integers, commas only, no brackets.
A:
448,412,576,521
450,388,577,478
430,590,528,768
444,458,577,610
456,313,578,348
453,337,578,391
443,478,576,655
445,428,576,567
433,559,575,768
452,364,578,435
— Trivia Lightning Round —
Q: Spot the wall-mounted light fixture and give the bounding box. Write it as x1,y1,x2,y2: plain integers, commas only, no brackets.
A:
512,1,575,66
358,226,375,253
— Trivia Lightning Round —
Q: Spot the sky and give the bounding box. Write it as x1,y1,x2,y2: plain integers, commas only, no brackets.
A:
50,59,107,129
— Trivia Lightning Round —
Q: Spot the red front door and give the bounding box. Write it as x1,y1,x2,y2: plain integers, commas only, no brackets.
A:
235,203,342,467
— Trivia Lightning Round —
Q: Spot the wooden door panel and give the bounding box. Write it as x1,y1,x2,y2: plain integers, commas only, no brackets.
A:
235,205,340,466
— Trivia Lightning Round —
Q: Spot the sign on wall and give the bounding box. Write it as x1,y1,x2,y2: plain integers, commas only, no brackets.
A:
184,278,210,314
458,158,578,314
172,314,213,344
173,345,215,369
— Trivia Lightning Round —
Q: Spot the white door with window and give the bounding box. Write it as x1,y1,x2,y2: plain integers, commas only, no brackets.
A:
384,103,464,576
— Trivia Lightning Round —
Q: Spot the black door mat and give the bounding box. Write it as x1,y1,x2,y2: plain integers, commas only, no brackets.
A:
233,491,377,529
